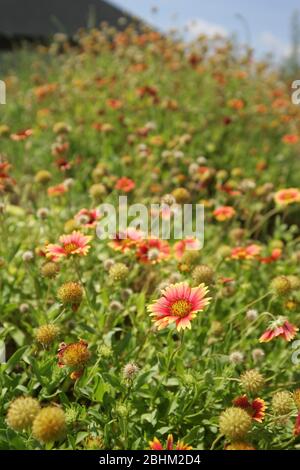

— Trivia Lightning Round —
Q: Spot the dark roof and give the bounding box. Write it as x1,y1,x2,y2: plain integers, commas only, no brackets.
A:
0,0,138,38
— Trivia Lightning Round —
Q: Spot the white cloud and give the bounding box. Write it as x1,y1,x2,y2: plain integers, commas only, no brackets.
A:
260,31,291,58
185,18,228,39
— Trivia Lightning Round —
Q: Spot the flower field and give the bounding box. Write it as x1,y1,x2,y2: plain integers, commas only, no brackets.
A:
1,25,300,450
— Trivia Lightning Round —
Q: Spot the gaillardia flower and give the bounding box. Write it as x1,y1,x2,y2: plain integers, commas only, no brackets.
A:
233,395,266,422
213,206,236,222
148,282,211,331
149,434,192,450
274,188,300,206
57,339,90,370
46,231,92,261
259,317,298,343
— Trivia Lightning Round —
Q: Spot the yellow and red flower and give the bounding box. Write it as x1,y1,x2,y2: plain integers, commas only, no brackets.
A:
149,434,192,450
274,188,300,206
233,395,266,422
148,281,211,331
259,316,298,343
46,231,92,261
213,206,236,222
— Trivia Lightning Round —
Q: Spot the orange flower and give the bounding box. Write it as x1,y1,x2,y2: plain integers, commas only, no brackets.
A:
46,231,92,261
228,98,244,110
282,134,299,144
274,188,300,206
233,395,266,422
148,282,211,331
149,434,192,450
259,317,298,343
47,183,68,197
213,206,236,222
115,177,135,192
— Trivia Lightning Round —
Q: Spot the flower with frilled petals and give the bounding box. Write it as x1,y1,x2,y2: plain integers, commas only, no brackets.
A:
233,395,266,422
46,231,92,261
213,206,236,222
274,188,300,206
148,282,211,331
149,434,192,450
259,316,298,343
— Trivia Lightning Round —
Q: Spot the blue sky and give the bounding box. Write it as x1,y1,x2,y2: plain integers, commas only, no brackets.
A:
113,0,299,59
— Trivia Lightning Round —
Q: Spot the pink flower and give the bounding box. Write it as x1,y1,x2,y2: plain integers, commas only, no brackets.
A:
259,316,298,343
46,231,92,261
148,282,211,331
